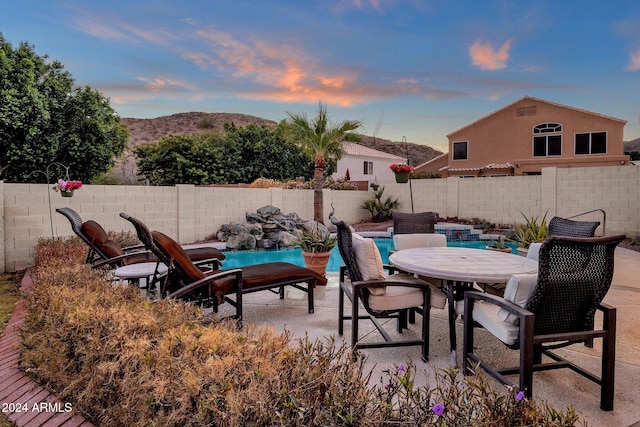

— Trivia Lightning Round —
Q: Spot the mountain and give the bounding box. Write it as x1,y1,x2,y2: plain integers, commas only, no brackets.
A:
118,112,443,182
624,137,640,153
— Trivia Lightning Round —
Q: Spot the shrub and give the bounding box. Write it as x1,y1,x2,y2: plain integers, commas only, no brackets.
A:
20,238,583,426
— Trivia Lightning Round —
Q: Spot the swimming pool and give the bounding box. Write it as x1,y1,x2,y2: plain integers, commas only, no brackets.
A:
220,238,518,272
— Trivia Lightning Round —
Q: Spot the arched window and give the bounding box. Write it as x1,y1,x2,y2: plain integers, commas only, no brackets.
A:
532,123,562,156
533,123,562,134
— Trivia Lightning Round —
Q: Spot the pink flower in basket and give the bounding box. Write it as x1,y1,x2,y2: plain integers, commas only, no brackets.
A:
389,163,414,173
53,179,83,193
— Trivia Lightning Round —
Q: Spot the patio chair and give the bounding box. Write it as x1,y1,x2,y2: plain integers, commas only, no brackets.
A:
56,207,152,268
119,212,225,288
392,211,439,235
151,230,325,322
548,216,600,237
462,234,625,411
331,213,441,362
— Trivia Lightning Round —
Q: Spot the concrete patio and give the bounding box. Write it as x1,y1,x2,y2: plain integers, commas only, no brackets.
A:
213,246,640,427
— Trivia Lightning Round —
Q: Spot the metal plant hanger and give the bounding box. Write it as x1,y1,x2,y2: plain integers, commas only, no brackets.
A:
28,162,71,238
401,136,415,213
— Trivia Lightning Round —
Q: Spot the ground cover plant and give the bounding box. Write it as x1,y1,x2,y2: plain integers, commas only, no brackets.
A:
19,237,583,426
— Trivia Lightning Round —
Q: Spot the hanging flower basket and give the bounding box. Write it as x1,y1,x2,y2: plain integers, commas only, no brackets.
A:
52,179,83,197
394,172,410,183
389,164,414,183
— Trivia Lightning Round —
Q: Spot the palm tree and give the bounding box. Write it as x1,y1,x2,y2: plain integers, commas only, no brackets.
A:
287,102,363,223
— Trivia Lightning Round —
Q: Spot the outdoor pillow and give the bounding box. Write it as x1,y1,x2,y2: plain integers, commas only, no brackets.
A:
351,233,386,295
497,273,539,325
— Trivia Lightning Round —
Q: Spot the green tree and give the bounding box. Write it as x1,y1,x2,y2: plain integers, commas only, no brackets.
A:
286,102,362,223
134,123,314,185
0,34,127,183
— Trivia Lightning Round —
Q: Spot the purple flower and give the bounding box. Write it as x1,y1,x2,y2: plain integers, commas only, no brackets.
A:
432,402,445,416
384,382,392,390
398,364,406,373
516,391,525,402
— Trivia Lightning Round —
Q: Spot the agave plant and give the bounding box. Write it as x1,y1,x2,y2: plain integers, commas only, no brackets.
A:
295,222,337,253
512,212,549,248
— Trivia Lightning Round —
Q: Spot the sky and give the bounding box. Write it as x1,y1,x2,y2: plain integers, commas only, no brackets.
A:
2,1,640,153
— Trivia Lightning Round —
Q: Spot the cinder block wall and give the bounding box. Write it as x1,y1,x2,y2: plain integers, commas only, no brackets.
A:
3,165,640,272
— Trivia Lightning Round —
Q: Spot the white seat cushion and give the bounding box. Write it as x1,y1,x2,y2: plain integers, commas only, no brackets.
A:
497,273,538,325
368,273,424,311
393,233,447,250
351,233,386,294
473,302,520,346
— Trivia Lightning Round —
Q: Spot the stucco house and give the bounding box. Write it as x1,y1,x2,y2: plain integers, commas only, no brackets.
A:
416,96,629,177
333,142,406,184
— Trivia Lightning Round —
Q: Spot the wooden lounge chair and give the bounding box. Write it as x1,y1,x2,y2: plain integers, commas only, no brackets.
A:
463,234,625,411
151,230,326,323
56,207,152,268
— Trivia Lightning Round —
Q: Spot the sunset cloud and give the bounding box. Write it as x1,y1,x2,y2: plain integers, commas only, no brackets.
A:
469,39,512,70
627,49,640,71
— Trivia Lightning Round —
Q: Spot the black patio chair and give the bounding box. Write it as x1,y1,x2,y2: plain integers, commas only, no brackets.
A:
331,212,443,362
392,211,439,235
548,216,600,238
462,234,625,411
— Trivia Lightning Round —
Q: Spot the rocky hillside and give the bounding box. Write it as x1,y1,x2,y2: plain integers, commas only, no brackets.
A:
624,137,640,153
116,112,443,183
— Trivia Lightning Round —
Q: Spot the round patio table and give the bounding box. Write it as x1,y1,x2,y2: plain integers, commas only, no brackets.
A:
113,262,168,295
389,247,538,365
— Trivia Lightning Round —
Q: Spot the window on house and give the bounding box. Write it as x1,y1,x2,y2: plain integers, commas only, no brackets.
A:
363,161,373,175
533,135,561,156
533,123,562,133
575,132,607,155
453,141,468,160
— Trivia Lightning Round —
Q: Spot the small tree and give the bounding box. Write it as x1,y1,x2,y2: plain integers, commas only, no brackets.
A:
0,33,127,183
286,102,363,223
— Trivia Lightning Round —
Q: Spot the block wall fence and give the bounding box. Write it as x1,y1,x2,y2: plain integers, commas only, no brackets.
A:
2,165,639,273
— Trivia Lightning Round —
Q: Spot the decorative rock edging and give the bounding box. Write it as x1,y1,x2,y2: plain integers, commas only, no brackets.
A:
0,270,94,427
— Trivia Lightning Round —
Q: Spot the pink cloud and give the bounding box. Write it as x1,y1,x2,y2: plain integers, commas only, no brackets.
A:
469,39,512,70
627,49,640,71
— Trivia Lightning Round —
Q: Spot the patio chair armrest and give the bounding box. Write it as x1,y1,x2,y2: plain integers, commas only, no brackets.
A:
167,268,242,299
90,250,152,269
352,276,430,291
464,290,533,319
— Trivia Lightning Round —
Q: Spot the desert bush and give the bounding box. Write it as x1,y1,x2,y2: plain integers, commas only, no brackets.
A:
20,238,582,426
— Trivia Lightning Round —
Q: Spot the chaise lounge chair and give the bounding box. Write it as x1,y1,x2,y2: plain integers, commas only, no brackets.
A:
119,212,226,287
151,230,326,323
56,207,152,268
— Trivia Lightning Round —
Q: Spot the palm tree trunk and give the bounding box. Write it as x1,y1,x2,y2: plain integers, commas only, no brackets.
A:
313,166,324,223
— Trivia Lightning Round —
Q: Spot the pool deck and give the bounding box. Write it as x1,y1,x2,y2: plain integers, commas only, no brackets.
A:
2,247,640,426
217,246,640,427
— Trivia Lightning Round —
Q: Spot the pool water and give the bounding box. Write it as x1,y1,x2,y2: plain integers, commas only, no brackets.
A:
221,238,518,273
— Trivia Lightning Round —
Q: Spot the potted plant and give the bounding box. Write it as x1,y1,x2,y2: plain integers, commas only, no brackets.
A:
295,222,337,277
485,235,512,253
389,163,414,183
